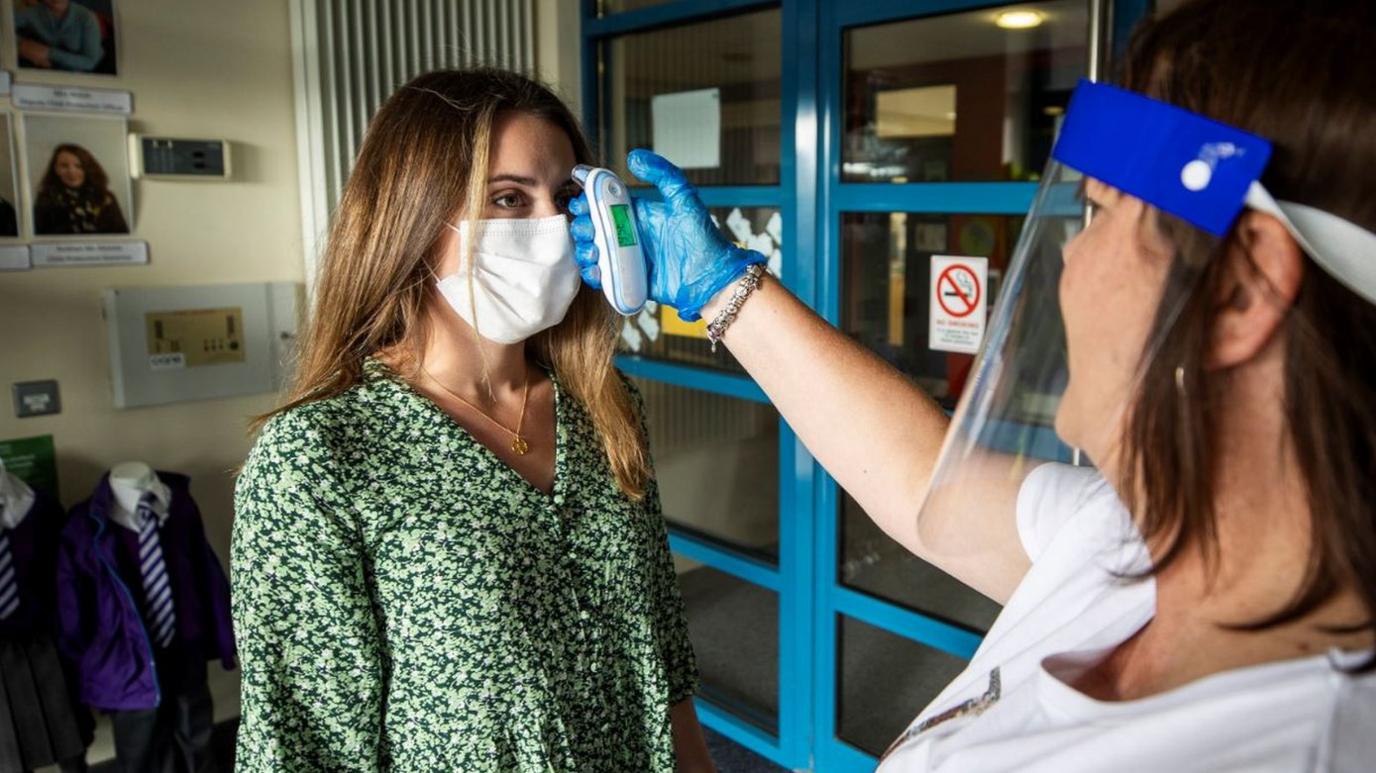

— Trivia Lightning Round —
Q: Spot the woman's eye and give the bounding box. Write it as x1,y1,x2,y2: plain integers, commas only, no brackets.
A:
1072,181,1104,219
492,192,525,209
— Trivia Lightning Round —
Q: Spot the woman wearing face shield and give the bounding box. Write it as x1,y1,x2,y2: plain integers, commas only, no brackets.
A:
571,0,1375,768
232,69,712,771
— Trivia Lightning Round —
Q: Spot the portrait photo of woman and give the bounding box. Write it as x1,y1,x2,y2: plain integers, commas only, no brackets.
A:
24,114,132,236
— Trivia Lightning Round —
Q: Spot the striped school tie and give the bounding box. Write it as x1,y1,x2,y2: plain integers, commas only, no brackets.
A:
136,494,176,648
0,529,18,620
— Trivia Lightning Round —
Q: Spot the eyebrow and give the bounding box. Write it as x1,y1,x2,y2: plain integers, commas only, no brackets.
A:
487,174,539,186
487,173,580,189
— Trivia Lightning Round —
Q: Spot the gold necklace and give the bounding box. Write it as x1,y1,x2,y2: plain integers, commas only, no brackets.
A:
421,365,532,455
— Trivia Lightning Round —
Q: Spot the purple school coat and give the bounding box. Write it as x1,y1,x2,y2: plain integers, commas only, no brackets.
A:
56,472,235,711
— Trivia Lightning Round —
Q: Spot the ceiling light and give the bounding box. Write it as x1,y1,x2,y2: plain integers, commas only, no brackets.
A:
995,10,1046,29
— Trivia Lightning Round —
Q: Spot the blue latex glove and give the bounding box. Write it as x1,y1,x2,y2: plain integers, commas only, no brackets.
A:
569,149,767,322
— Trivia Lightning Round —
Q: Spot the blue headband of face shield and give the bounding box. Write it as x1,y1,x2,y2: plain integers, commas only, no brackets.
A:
1052,79,1376,305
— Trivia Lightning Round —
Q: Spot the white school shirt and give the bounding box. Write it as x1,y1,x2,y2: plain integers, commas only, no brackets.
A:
107,474,172,533
0,471,36,530
877,463,1375,772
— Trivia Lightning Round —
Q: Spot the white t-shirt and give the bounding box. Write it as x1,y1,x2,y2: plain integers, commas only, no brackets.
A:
877,463,1375,772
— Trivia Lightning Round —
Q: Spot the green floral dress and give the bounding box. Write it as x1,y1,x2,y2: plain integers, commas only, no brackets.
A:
231,360,697,771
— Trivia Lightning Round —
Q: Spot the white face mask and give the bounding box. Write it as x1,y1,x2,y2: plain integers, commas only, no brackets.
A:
435,214,581,344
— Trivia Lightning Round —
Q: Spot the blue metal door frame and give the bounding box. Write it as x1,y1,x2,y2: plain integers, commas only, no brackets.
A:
579,1,1150,769
581,1,815,766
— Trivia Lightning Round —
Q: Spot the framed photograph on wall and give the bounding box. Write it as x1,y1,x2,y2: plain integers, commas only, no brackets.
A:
0,114,21,238
14,0,118,76
23,113,132,236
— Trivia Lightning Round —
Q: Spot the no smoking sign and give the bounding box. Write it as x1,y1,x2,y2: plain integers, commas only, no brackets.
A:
929,255,988,354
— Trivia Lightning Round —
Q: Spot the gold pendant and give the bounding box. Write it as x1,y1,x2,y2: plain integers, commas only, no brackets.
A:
511,436,530,456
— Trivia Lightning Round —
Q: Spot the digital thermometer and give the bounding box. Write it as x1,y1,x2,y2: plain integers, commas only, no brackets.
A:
571,164,648,315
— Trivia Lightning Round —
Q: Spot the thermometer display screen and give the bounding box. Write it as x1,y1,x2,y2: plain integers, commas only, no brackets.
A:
610,204,637,247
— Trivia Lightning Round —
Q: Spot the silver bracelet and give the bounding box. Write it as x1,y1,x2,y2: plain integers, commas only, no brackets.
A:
706,263,765,353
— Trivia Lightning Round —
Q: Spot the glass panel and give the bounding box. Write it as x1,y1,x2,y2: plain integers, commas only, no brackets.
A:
838,616,969,756
840,494,1001,631
680,564,779,731
618,206,781,374
841,211,1024,409
634,378,780,561
843,1,1088,182
602,9,782,186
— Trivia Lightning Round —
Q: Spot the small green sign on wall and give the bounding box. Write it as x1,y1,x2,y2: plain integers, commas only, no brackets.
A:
0,434,59,499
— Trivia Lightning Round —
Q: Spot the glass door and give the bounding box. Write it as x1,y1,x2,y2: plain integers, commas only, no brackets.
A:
582,1,814,768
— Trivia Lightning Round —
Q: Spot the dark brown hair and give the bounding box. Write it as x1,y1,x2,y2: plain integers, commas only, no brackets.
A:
261,68,650,498
1118,0,1376,663
39,143,110,197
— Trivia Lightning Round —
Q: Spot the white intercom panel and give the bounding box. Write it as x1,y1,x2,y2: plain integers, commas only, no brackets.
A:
128,134,232,180
103,282,301,409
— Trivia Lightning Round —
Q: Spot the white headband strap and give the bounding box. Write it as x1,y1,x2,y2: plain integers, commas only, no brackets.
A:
1246,182,1376,306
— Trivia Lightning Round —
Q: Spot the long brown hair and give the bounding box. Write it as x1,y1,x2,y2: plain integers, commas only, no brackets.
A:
1117,0,1375,662
38,143,110,197
264,68,649,498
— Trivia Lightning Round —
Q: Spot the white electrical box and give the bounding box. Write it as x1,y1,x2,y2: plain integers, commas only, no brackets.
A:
103,282,301,408
128,134,232,180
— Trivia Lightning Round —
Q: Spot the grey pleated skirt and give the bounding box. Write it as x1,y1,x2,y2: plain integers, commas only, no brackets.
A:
0,633,87,771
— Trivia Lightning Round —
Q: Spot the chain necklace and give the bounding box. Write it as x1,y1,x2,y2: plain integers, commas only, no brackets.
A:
421,364,532,455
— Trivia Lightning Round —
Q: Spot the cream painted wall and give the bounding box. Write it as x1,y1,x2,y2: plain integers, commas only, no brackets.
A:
0,0,303,564
535,0,582,116
0,0,303,759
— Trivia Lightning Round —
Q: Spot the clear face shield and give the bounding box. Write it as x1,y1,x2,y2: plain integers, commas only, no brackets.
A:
915,79,1376,562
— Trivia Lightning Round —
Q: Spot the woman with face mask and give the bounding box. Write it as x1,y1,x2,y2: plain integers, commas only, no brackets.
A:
573,0,1374,769
232,69,712,772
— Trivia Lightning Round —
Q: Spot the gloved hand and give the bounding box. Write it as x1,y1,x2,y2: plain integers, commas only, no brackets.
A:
569,149,767,322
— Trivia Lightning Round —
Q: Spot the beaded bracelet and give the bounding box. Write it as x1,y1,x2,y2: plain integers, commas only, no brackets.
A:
706,263,766,352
